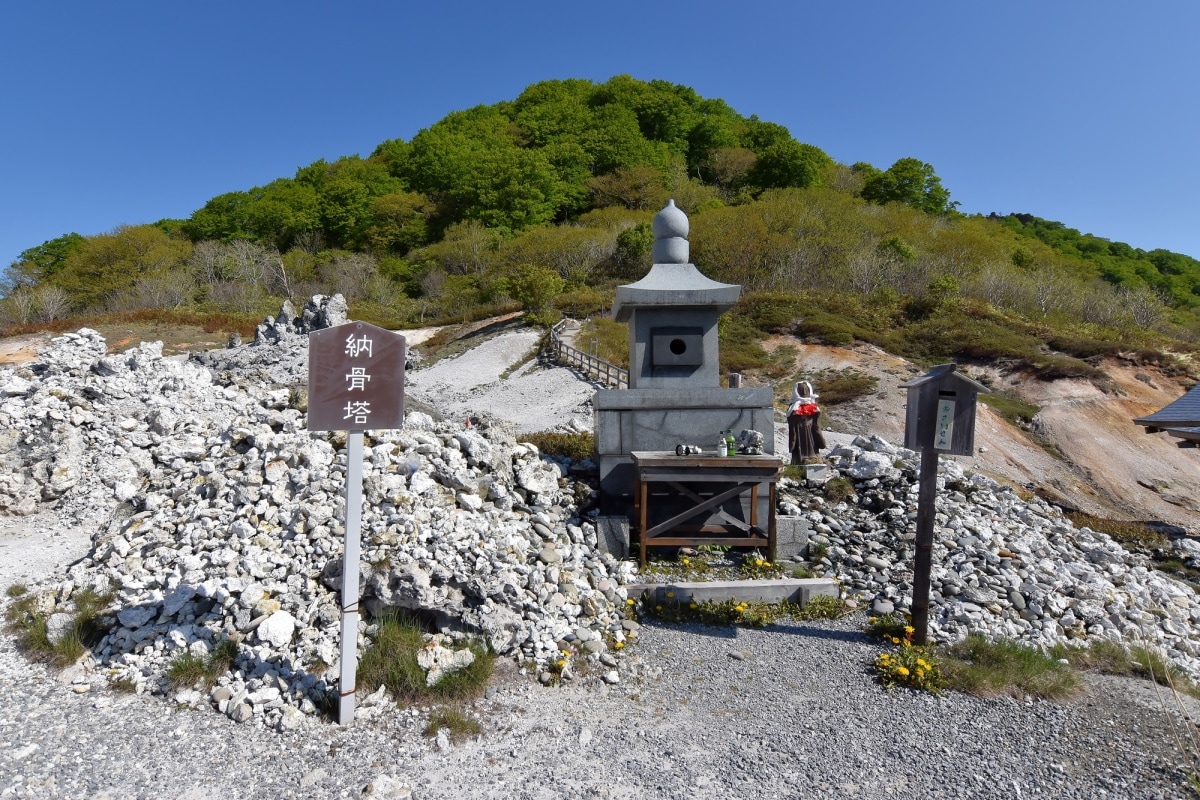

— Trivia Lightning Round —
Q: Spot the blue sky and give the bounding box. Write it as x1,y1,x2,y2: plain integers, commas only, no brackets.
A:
3,1,1198,271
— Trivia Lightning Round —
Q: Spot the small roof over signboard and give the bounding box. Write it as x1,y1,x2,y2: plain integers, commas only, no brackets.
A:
898,363,989,393
1133,383,1200,431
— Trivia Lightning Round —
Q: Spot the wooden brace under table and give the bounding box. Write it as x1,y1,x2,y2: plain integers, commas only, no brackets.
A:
630,451,784,568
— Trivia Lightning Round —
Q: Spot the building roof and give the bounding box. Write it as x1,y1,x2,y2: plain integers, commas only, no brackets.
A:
1133,383,1200,429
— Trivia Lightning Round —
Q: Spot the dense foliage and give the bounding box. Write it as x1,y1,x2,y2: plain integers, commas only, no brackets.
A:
4,76,1198,374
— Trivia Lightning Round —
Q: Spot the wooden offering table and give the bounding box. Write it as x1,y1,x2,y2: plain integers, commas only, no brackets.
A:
630,451,784,567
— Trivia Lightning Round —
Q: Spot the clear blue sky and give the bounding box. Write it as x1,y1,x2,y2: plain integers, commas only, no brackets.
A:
3,1,1198,270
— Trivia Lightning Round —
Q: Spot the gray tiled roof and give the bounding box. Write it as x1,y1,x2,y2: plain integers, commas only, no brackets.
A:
1133,383,1200,428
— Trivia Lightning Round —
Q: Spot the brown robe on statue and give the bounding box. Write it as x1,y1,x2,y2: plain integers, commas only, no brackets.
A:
788,409,826,464
787,380,826,464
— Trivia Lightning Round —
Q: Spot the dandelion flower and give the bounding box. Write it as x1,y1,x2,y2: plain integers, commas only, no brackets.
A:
556,660,567,669
891,636,900,645
667,591,675,599
615,641,625,650
626,599,635,606
755,559,764,566
896,666,910,677
905,626,915,634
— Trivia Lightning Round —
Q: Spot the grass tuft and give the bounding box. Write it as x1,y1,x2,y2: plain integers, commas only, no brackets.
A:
165,637,240,689
358,612,494,703
519,431,595,463
940,634,1083,700
424,707,482,741
5,583,28,598
4,585,115,668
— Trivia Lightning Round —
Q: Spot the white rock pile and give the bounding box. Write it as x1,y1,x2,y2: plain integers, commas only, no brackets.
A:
0,304,635,730
6,303,1200,731
780,433,1200,677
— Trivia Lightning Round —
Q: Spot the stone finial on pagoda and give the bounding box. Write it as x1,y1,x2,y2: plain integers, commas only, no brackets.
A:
613,200,741,325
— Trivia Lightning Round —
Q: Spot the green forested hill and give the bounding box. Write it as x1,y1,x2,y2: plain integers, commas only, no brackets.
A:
4,76,1199,377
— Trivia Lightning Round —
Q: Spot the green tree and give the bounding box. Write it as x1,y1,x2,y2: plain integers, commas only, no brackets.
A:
861,158,956,215
53,225,192,310
746,140,832,191
5,232,85,290
497,263,565,325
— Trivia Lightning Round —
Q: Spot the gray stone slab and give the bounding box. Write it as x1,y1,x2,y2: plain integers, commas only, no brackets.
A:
595,516,630,559
627,579,839,606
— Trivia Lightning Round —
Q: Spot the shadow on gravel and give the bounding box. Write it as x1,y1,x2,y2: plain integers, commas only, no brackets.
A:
641,619,738,640
766,621,873,645
640,619,872,646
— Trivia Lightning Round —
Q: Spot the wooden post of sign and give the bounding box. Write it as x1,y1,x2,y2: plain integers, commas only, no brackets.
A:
338,430,364,725
911,448,939,646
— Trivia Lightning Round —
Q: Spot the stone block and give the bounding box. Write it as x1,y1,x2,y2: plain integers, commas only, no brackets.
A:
628,578,839,606
775,516,811,561
595,516,630,559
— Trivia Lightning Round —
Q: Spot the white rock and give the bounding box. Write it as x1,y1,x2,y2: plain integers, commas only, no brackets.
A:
257,611,296,648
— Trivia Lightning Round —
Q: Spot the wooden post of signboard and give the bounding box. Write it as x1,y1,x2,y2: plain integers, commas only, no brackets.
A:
307,321,406,726
898,364,985,646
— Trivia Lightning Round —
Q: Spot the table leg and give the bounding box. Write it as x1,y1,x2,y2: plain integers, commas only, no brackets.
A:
767,481,777,563
638,474,649,569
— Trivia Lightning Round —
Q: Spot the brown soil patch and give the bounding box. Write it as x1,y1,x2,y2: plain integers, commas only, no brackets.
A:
763,336,1200,532
0,332,54,367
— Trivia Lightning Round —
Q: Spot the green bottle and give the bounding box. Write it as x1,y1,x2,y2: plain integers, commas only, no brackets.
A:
725,429,736,456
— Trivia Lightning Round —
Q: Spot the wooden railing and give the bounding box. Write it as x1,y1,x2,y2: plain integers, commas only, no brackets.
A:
548,318,629,389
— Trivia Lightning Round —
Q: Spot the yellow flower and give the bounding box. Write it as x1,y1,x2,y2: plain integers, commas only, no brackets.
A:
869,616,878,624
763,562,771,568
626,599,635,606
682,558,690,565
905,626,915,634
656,605,663,611
754,559,764,566
917,659,929,669
891,637,900,645
556,660,567,669
667,591,675,599
689,603,698,610
615,641,625,650
896,666,910,677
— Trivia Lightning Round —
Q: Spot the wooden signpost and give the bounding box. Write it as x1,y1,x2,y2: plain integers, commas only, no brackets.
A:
307,321,406,725
898,364,985,645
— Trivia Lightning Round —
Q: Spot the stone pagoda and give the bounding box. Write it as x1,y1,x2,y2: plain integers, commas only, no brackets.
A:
594,200,775,515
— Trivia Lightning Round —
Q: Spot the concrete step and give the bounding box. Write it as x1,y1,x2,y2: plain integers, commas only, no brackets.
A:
627,578,839,606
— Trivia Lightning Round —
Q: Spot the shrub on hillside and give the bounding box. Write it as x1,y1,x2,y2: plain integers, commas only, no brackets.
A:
520,431,596,463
